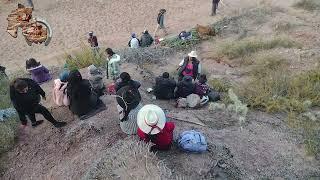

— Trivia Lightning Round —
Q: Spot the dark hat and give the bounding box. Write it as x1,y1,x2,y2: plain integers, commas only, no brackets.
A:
116,85,141,111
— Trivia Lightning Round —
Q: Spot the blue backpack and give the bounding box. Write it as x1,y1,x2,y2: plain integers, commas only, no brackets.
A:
178,130,207,153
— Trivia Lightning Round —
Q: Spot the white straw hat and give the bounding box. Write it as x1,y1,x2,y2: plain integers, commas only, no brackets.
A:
188,51,198,58
137,104,166,135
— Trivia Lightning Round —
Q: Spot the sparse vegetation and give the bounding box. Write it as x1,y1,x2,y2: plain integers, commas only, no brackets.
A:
208,78,231,93
219,36,302,59
65,44,105,70
0,78,18,155
273,21,296,33
83,137,172,180
161,29,201,50
293,0,320,11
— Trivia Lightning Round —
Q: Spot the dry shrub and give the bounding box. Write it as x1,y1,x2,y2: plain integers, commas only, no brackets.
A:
118,47,174,67
218,36,302,59
293,0,320,11
161,29,201,50
65,44,104,70
273,21,296,33
83,137,172,180
238,56,320,156
208,78,231,93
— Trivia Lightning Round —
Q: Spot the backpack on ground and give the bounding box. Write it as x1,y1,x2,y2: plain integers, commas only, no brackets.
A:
178,130,207,153
208,90,220,102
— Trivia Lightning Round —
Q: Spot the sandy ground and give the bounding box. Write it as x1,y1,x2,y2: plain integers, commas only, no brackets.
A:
0,0,251,73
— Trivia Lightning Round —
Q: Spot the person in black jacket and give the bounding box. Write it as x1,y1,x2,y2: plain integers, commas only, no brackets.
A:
175,76,195,98
115,72,141,92
67,70,99,117
0,66,8,79
153,72,176,100
10,78,67,127
140,30,154,47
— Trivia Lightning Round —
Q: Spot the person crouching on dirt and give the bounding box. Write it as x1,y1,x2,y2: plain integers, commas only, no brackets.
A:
177,51,201,81
88,31,99,55
128,33,140,48
26,58,52,84
154,9,168,37
116,86,143,134
67,70,99,117
175,76,195,98
140,29,154,47
88,64,105,96
153,72,176,100
115,72,141,92
137,104,175,152
105,48,121,81
10,78,67,128
194,74,210,105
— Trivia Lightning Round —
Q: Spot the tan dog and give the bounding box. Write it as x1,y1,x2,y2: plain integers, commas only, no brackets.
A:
196,24,215,38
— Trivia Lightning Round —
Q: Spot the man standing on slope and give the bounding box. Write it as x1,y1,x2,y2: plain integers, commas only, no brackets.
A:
88,31,99,56
211,0,220,16
154,9,168,37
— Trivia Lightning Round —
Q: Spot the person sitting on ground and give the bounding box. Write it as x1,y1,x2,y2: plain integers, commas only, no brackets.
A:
194,74,210,105
10,78,67,128
116,85,143,134
175,75,195,98
52,78,69,107
178,51,201,81
26,58,51,84
137,104,175,151
88,64,105,96
115,72,141,92
153,72,176,100
140,29,154,47
0,65,8,79
128,33,140,48
67,70,99,117
105,48,121,81
59,63,70,83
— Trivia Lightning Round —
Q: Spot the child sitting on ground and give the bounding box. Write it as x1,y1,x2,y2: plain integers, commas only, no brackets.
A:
194,74,210,105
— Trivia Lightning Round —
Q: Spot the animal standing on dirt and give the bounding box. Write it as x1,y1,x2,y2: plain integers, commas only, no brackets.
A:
154,9,168,37
128,33,140,48
26,58,52,84
153,72,176,100
105,48,121,81
140,29,154,47
211,0,220,16
137,104,175,152
178,51,201,81
116,86,143,134
88,31,99,55
10,78,67,128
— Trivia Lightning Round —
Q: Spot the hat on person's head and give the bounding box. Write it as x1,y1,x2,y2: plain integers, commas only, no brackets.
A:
137,104,166,135
188,51,198,58
89,31,93,35
131,33,136,38
116,86,141,111
88,64,101,75
143,29,148,34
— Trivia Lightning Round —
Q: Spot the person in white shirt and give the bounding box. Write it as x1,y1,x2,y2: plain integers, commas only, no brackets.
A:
128,33,140,48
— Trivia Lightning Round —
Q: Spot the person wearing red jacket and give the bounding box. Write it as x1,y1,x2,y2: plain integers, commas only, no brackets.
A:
137,104,175,151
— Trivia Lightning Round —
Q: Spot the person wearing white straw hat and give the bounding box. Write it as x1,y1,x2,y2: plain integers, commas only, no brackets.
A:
137,104,175,151
177,51,201,81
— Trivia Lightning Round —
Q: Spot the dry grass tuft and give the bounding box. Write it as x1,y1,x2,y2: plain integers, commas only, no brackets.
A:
293,0,320,11
218,36,302,59
83,137,172,180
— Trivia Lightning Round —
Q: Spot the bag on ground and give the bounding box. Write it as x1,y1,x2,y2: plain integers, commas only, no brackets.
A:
208,91,220,102
178,130,207,153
